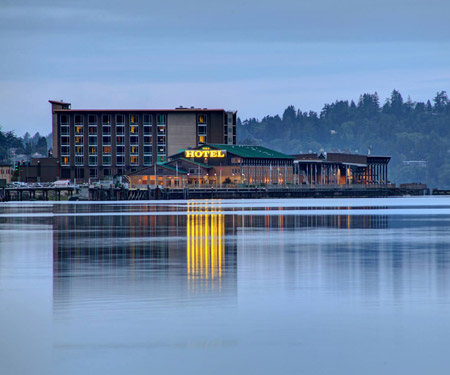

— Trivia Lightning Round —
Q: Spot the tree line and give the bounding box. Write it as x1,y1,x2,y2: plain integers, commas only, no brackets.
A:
0,129,50,162
238,90,450,188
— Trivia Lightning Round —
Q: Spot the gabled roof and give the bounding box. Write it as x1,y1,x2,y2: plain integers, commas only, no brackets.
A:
175,157,211,168
206,144,294,159
129,163,188,176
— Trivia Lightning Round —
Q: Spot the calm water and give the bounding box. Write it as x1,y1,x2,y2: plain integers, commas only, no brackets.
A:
1,197,450,374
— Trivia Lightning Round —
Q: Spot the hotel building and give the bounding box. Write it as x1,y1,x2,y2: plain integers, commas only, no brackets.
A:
50,100,237,181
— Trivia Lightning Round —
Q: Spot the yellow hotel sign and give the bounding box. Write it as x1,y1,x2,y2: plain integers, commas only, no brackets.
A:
185,150,226,158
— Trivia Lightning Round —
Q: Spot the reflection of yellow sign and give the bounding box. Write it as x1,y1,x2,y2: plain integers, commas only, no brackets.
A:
185,150,226,158
187,204,224,285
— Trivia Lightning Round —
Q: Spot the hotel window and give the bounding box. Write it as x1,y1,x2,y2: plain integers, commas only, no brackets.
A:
198,114,206,124
158,146,166,154
144,125,152,135
75,156,84,166
130,146,138,155
103,146,112,154
89,126,97,135
89,169,98,178
61,136,69,145
198,135,206,144
88,136,97,145
89,146,97,155
157,136,165,145
60,126,69,136
130,125,138,134
116,155,125,166
116,135,124,145
104,168,111,177
144,155,152,166
116,114,124,125
62,156,70,166
157,126,165,135
60,114,69,125
198,125,207,135
103,136,111,145
144,136,152,144
102,114,110,125
75,126,83,135
61,146,70,155
130,155,138,165
75,136,84,145
158,155,165,163
116,146,125,155
143,114,152,125
102,155,111,166
102,126,111,135
75,114,83,125
88,114,97,125
157,114,166,125
116,126,124,135
130,136,139,145
144,145,152,154
130,114,139,125
75,146,83,155
89,156,98,166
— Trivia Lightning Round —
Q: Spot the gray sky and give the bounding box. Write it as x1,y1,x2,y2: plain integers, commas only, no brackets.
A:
1,0,449,135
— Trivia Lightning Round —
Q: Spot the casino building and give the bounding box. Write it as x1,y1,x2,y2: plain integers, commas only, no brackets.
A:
129,144,295,187
49,100,237,182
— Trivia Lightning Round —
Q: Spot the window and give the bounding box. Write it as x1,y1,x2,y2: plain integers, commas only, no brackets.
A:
116,136,124,145
75,156,84,166
144,136,152,144
75,146,83,155
61,136,69,145
130,155,138,165
89,156,98,166
88,136,97,145
102,114,110,125
198,135,206,143
104,168,111,177
157,126,165,135
143,114,152,125
158,146,166,154
60,126,69,136
102,156,111,166
89,168,98,178
75,126,83,135
144,125,152,135
62,156,70,165
117,155,125,165
75,136,84,145
89,126,97,135
116,146,125,154
103,146,111,154
157,136,165,145
116,114,124,125
75,114,83,125
130,136,139,145
116,126,124,135
130,114,138,125
130,125,138,134
144,145,152,153
102,126,111,135
157,114,166,125
89,146,97,155
102,136,111,145
198,114,206,124
60,114,69,125
61,146,70,155
88,114,97,125
130,146,138,154
144,155,152,166
158,155,165,163
198,125,207,135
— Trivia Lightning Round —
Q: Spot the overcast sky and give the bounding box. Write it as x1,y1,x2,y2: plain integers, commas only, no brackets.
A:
1,0,449,135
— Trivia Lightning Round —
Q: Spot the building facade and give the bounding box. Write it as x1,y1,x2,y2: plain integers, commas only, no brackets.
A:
0,164,12,184
50,100,237,182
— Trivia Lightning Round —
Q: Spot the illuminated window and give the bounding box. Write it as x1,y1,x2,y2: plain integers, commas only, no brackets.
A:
198,114,206,124
75,126,83,134
130,114,138,125
157,136,165,144
157,126,165,134
158,146,165,154
116,136,124,145
130,146,138,154
158,155,165,162
130,155,138,165
198,135,206,143
89,146,97,155
75,146,83,155
89,126,97,135
130,126,138,134
103,146,111,154
75,136,83,145
62,156,70,165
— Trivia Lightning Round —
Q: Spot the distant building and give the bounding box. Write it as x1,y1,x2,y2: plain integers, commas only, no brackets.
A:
18,158,58,183
50,100,237,182
0,164,12,184
293,152,391,185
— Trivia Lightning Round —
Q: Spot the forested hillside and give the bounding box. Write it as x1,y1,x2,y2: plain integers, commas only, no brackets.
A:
238,90,450,188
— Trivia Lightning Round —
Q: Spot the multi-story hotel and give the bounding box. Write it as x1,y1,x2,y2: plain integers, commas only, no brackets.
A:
49,100,237,181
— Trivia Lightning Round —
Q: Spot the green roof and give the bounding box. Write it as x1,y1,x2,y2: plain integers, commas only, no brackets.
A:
160,164,188,174
206,144,294,159
176,157,212,168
